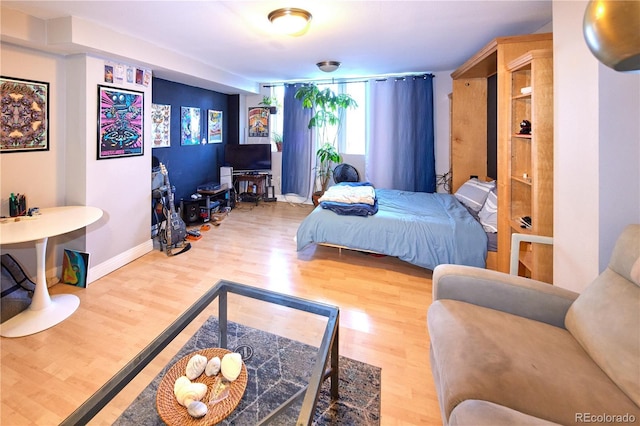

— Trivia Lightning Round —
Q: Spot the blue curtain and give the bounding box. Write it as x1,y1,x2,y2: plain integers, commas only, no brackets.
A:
365,74,435,192
281,84,313,196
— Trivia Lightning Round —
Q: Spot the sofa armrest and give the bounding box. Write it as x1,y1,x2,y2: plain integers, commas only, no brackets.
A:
432,264,579,328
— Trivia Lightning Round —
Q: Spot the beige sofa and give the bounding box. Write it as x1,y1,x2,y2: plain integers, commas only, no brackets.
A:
428,224,640,425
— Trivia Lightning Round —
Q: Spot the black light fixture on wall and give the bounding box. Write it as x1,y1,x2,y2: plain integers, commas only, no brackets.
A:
583,0,640,71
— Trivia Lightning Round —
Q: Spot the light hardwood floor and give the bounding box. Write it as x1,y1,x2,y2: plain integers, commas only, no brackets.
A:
1,201,442,425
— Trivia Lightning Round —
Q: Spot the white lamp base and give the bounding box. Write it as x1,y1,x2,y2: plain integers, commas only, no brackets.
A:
1,294,80,338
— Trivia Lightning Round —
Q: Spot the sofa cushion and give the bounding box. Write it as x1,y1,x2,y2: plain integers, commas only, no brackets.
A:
428,299,640,425
449,400,562,426
565,225,640,407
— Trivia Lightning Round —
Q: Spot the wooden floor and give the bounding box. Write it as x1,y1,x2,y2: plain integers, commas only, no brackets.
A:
1,201,442,425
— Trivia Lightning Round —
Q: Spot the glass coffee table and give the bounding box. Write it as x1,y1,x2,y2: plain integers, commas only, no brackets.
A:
61,280,340,425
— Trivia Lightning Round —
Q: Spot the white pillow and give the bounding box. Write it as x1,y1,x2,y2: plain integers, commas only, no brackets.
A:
478,188,498,233
455,178,495,213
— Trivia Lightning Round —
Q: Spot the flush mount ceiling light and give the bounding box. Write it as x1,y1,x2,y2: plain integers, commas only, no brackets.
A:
268,8,312,35
583,0,640,71
316,61,341,73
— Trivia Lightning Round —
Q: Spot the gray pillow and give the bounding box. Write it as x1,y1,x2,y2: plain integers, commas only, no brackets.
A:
479,187,498,233
454,178,495,213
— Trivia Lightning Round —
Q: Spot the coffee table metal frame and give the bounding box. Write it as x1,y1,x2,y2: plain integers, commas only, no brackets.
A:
61,280,340,425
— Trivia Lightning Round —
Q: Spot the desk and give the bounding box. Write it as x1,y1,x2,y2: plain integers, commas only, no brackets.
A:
0,206,103,337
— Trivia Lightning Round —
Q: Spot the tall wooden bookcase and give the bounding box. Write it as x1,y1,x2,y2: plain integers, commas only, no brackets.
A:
450,33,553,272
505,49,554,283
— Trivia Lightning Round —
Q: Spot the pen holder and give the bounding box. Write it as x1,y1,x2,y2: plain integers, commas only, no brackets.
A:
9,194,26,217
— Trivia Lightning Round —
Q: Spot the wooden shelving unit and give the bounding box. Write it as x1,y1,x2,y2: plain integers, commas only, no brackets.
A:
505,49,554,283
449,32,553,272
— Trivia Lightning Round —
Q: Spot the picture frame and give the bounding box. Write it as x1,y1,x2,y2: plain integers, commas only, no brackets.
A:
0,76,50,153
61,249,90,288
181,106,201,146
248,107,269,137
97,85,144,160
207,110,223,143
151,103,171,148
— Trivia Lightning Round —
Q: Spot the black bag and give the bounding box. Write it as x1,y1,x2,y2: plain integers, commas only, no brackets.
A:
1,254,36,323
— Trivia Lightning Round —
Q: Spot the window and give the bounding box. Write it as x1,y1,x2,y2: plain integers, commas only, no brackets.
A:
271,85,285,151
269,81,366,155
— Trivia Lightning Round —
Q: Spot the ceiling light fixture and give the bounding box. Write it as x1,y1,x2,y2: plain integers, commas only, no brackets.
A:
268,8,312,36
583,0,640,71
316,61,341,73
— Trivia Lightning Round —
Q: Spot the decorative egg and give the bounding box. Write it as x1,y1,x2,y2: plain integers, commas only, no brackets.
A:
176,382,207,407
187,400,208,418
205,356,221,376
173,376,191,397
185,354,207,380
221,352,243,382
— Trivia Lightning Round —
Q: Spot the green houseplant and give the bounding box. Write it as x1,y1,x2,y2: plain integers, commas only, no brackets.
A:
294,84,358,203
272,131,283,152
258,95,281,114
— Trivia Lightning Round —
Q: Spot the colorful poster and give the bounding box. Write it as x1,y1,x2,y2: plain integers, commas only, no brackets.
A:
181,106,201,145
97,85,144,159
248,107,269,137
0,76,49,153
61,249,90,288
152,103,171,148
208,110,223,143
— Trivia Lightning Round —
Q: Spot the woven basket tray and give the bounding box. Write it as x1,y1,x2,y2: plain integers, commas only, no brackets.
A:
156,348,248,426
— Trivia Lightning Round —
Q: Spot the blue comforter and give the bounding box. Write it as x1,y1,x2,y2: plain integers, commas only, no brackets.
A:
296,189,488,269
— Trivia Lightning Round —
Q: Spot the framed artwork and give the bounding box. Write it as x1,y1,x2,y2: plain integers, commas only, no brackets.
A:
0,76,50,153
61,249,90,288
248,107,269,137
181,106,201,145
97,85,144,160
207,110,223,143
151,103,171,148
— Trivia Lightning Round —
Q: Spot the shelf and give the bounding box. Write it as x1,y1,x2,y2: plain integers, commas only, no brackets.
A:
511,175,532,185
510,220,532,234
512,93,532,100
519,248,533,271
512,133,532,139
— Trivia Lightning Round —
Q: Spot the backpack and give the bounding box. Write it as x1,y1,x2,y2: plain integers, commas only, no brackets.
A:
1,253,36,323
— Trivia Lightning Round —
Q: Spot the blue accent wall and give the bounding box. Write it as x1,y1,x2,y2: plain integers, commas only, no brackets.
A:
151,78,238,202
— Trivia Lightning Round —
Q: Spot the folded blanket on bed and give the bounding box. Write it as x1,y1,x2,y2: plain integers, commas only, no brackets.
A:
320,198,379,217
318,182,376,205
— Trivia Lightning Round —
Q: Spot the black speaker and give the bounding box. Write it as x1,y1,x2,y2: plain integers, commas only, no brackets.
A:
183,202,200,224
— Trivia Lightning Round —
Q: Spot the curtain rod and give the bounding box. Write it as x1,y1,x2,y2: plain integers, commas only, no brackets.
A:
262,73,434,88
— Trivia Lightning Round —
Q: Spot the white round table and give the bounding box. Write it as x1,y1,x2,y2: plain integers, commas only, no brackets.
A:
0,206,103,338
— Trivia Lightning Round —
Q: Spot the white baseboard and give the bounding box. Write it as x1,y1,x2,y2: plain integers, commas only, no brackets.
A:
88,240,154,285
276,194,313,205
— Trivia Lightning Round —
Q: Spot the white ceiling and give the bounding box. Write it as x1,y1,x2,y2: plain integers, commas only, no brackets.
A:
3,1,553,88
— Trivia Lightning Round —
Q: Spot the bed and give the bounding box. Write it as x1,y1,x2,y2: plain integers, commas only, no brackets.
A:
296,182,492,270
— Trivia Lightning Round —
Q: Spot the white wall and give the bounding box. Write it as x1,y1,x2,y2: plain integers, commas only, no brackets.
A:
553,0,640,290
433,71,454,191
73,55,154,278
0,44,68,279
0,44,154,284
598,66,640,271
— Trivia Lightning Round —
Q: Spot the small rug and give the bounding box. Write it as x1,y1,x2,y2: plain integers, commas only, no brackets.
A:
115,317,381,425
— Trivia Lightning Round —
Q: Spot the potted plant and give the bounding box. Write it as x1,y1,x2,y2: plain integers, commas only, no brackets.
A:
313,142,342,203
272,131,283,152
294,84,358,204
259,95,281,114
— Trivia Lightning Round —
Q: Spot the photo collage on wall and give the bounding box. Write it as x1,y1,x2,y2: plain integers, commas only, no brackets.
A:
104,61,151,87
